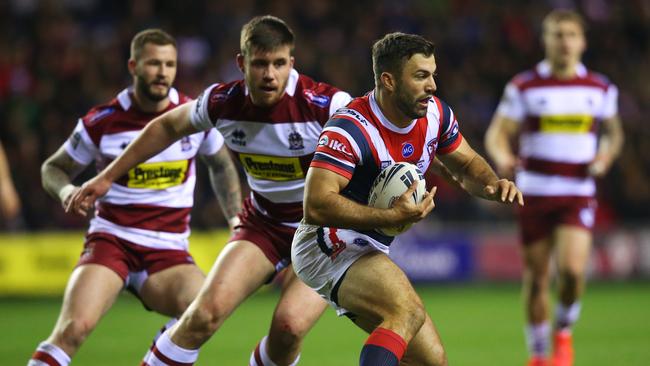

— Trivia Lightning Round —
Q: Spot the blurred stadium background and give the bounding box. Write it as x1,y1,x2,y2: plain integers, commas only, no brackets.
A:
1,0,648,365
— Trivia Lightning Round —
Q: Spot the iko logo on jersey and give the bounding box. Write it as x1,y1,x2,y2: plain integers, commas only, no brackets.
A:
127,160,189,189
402,142,415,158
319,136,352,156
238,153,304,181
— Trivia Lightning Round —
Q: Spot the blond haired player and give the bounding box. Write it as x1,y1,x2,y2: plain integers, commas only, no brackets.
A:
485,9,624,366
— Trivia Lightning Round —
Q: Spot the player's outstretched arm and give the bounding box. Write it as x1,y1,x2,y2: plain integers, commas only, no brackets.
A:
67,103,201,214
200,146,243,230
41,147,90,216
439,138,523,206
303,167,436,230
589,115,624,177
484,114,520,179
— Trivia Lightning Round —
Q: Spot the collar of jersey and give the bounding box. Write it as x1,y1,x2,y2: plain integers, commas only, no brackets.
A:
537,60,587,79
369,90,417,134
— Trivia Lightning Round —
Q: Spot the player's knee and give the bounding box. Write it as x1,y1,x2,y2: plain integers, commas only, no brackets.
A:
558,267,582,288
186,299,230,336
52,317,95,349
269,314,309,348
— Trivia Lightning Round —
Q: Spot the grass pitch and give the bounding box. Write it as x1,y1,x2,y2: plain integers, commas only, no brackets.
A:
3,282,648,365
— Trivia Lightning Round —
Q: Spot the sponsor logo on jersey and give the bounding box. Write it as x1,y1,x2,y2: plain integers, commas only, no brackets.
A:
69,131,82,149
180,136,192,152
127,160,189,189
231,129,246,146
402,142,415,158
426,138,438,154
322,138,352,156
239,153,304,181
380,160,392,170
335,108,370,126
288,130,304,150
86,107,116,125
303,90,330,108
353,238,369,247
318,135,329,146
540,115,593,133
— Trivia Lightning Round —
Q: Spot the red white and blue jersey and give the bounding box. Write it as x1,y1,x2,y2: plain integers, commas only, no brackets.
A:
64,88,224,250
311,91,462,243
496,60,618,197
189,69,352,226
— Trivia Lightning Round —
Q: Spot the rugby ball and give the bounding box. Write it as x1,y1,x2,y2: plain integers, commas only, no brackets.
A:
368,162,426,236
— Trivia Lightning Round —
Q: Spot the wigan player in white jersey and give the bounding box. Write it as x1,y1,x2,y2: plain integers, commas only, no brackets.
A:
29,30,242,366
69,16,352,366
292,33,523,366
485,10,624,366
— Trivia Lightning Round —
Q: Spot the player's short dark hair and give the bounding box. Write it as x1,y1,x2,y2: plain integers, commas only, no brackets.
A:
240,15,295,56
130,29,176,61
372,32,436,86
542,9,587,33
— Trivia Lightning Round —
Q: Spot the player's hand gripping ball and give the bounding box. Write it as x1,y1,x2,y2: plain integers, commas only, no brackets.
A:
368,162,426,236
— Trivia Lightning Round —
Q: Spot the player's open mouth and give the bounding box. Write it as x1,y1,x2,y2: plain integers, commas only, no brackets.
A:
260,86,277,93
418,97,430,106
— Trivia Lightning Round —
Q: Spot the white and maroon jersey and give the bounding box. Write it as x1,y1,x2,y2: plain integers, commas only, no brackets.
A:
496,60,618,197
311,91,462,244
64,88,224,250
189,69,352,225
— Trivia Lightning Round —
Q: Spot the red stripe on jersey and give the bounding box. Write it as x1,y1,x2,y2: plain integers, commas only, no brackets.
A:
437,133,463,155
310,160,354,180
522,157,589,178
151,346,195,366
31,351,61,366
518,74,609,92
252,191,303,223
97,203,191,233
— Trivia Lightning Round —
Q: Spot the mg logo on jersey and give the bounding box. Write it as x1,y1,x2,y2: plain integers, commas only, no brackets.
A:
402,142,414,158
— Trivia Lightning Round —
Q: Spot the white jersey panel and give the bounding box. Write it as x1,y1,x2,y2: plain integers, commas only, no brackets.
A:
516,171,595,196
520,133,597,163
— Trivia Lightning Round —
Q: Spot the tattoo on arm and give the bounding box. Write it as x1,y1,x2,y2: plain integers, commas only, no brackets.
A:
201,147,242,222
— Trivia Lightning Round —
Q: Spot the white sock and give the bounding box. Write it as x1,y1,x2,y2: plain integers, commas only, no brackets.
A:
525,322,551,357
143,331,199,366
28,342,71,366
555,302,581,332
143,318,179,362
249,336,300,366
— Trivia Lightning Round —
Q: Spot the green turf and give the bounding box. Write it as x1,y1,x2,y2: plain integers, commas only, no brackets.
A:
3,282,649,365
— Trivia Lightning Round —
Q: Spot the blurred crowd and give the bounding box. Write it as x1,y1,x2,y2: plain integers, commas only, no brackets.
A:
1,0,648,230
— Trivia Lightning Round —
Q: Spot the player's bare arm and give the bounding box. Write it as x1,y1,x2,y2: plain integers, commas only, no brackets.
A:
589,115,624,177
303,167,436,229
199,146,243,230
41,147,90,215
484,114,520,178
439,138,523,205
67,103,200,214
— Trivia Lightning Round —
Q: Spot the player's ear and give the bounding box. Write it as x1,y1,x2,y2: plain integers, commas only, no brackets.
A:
381,72,396,92
236,53,245,73
290,55,295,69
127,58,137,77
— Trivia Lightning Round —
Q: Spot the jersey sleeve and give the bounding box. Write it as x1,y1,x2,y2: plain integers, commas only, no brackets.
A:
189,84,220,131
436,101,463,155
495,82,526,122
63,119,99,165
601,84,618,119
328,91,353,116
197,128,225,156
310,118,364,180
